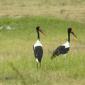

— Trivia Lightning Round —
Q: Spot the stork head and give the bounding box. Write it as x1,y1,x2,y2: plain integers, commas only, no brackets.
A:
36,26,45,35
68,27,77,38
68,27,72,33
36,26,40,31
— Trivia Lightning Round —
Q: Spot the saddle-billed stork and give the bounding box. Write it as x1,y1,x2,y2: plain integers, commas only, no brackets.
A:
51,27,77,59
33,26,44,68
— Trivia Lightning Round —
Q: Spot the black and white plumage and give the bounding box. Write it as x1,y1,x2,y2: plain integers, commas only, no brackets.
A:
33,26,44,67
51,27,77,59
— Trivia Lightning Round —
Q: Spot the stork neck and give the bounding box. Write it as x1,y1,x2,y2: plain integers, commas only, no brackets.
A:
37,30,40,40
68,32,70,42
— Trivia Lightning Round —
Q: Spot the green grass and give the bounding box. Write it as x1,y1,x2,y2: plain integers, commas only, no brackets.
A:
0,16,85,85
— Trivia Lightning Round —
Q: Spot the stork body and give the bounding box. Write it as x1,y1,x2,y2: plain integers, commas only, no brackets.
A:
51,28,77,59
33,26,44,67
52,41,70,57
33,40,43,64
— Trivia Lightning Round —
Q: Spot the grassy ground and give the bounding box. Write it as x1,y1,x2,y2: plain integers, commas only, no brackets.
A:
0,16,85,85
0,0,85,22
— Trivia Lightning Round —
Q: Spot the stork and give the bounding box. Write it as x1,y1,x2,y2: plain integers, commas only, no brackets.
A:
51,27,77,59
33,26,44,68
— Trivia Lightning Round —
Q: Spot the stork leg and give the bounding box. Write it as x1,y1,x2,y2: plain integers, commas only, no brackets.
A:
63,54,67,66
37,62,41,69
37,63,38,69
40,62,41,68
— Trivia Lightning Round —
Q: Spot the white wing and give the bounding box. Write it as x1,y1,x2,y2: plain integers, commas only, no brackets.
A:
34,40,42,48
62,41,70,48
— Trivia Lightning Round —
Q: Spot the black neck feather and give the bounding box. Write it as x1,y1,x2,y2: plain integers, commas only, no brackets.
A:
68,32,70,42
37,30,40,40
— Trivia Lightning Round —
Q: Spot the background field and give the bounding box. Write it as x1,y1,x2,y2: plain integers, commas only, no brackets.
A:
0,0,85,85
0,0,85,22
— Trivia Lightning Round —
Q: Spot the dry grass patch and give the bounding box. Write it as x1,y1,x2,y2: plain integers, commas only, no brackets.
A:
0,0,85,22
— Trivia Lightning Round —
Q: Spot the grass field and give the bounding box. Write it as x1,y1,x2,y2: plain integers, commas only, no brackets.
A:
0,16,85,85
0,0,85,85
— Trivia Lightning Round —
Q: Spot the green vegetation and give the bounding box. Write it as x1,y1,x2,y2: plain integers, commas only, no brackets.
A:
0,0,85,85
0,16,85,85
